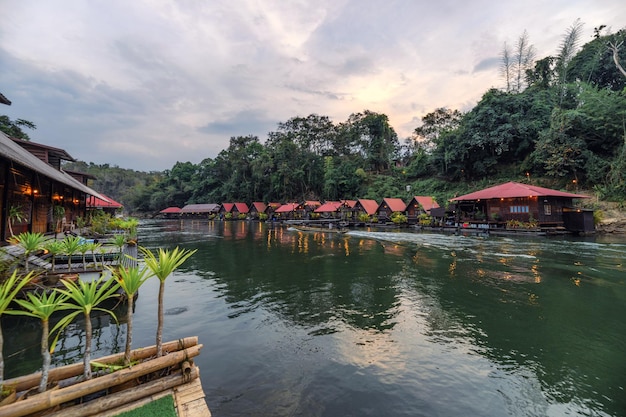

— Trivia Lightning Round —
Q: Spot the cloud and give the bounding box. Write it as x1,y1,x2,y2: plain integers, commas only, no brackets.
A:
1,0,625,171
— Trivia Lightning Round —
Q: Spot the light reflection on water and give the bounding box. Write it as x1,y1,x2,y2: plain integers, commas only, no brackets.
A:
4,220,625,417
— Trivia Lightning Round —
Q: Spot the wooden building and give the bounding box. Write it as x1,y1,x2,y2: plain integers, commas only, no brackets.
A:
1,132,107,240
450,181,590,230
375,198,407,222
179,203,220,218
406,196,440,224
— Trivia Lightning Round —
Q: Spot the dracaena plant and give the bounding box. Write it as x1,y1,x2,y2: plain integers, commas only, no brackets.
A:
109,265,153,366
10,290,71,392
56,276,120,379
0,271,34,387
140,246,197,357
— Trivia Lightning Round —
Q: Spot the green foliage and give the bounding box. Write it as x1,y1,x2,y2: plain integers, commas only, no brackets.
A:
0,270,34,384
0,115,36,140
258,213,268,221
56,276,120,379
7,232,45,273
358,213,370,222
54,27,626,208
390,212,407,224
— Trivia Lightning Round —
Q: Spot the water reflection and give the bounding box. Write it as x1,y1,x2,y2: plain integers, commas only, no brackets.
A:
5,220,625,416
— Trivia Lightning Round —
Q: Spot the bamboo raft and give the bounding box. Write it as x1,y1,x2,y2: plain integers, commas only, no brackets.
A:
1,337,211,417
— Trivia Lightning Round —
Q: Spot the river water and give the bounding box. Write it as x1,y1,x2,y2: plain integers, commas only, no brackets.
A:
4,220,626,416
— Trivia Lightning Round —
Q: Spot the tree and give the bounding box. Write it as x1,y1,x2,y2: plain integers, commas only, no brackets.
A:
56,276,119,379
501,30,536,93
556,19,584,103
0,115,36,140
413,108,463,152
0,271,34,387
141,246,196,357
10,291,70,392
110,265,152,366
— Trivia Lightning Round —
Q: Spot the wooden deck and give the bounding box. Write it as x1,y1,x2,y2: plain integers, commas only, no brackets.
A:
0,338,211,417
95,371,211,417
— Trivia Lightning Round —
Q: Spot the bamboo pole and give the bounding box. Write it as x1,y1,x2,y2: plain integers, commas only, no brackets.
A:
0,344,202,417
4,337,198,392
44,366,199,417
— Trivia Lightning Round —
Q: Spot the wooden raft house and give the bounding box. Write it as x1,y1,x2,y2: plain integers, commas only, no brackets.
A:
0,337,211,417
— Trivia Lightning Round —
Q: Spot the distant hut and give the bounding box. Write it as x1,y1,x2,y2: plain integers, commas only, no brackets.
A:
249,202,267,219
159,207,182,218
274,203,299,220
351,199,379,223
450,181,591,232
375,198,407,223
406,196,440,225
180,203,220,219
314,201,342,219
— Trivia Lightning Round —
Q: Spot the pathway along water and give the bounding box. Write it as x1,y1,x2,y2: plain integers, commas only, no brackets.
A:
5,220,626,417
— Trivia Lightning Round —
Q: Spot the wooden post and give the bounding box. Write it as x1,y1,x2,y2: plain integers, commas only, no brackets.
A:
3,337,198,395
0,345,202,417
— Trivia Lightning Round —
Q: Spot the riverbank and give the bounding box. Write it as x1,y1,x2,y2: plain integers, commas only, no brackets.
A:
596,202,626,233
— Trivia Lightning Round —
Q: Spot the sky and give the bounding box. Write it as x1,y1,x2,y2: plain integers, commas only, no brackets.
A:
1,1,625,172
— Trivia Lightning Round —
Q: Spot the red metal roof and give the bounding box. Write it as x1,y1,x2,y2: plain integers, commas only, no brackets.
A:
356,199,379,215
380,198,407,212
450,181,589,201
412,196,440,211
315,201,342,213
234,202,249,213
87,194,122,209
160,207,181,214
221,203,235,212
341,200,357,208
251,202,267,212
275,203,299,213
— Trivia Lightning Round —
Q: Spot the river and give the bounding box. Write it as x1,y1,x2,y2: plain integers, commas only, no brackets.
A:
4,220,626,416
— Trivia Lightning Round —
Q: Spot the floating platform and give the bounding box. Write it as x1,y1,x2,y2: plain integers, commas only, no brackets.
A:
0,337,211,417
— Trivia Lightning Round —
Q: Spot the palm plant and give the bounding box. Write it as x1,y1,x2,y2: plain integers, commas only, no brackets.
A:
56,276,120,379
0,271,34,387
7,232,45,273
140,246,197,357
43,240,65,272
7,205,26,238
61,235,83,272
77,242,91,270
87,242,103,269
110,265,152,366
10,290,70,392
112,234,127,263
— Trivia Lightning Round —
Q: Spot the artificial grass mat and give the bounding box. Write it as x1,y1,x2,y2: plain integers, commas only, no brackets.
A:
114,394,177,417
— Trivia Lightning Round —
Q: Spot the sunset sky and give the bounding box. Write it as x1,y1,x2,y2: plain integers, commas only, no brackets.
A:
1,0,624,171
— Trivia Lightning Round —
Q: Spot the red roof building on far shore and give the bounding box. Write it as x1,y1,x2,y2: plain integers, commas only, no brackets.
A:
160,207,182,214
87,194,122,214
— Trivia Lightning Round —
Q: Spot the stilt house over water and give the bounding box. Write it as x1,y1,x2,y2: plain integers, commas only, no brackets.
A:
450,181,591,232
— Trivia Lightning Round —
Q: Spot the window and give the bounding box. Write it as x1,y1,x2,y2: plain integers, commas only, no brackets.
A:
509,205,529,213
544,204,552,215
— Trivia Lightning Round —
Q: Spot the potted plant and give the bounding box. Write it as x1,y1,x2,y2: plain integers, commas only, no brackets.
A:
6,205,26,238
52,205,65,237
